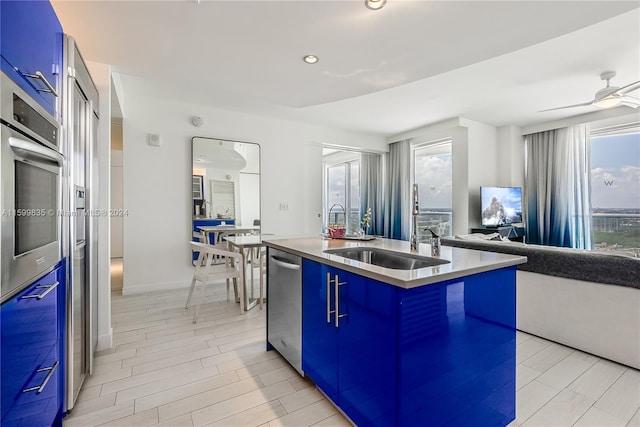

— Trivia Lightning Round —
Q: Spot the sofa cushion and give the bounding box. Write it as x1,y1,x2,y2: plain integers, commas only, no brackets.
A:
442,238,639,289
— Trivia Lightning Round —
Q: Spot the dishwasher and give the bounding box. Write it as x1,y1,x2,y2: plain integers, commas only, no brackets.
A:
267,247,303,375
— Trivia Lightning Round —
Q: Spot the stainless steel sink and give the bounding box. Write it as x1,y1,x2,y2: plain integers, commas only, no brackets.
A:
324,247,450,270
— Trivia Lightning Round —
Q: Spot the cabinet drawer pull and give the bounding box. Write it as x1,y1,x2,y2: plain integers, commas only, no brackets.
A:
20,281,59,300
334,274,347,328
22,71,59,97
326,273,335,323
22,360,58,394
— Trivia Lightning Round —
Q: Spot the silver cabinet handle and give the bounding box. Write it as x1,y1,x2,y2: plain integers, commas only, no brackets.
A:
334,274,347,328
326,272,335,323
23,361,59,394
20,282,59,300
22,71,59,97
270,256,300,270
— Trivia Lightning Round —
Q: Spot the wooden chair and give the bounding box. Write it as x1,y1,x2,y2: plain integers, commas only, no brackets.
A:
247,247,266,309
186,242,244,322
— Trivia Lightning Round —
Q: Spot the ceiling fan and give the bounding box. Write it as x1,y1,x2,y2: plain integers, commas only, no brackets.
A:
540,71,640,112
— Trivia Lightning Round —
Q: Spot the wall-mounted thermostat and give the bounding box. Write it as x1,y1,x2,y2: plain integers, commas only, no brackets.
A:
148,133,161,147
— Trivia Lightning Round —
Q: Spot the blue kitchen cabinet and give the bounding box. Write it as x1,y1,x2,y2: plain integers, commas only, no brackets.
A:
301,260,338,402
302,259,397,427
0,0,63,118
395,268,517,427
1,262,65,427
301,259,516,427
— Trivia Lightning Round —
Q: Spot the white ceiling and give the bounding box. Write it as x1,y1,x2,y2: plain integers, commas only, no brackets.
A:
51,1,640,136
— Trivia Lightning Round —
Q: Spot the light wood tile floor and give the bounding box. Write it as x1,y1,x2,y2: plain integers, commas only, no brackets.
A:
63,286,640,427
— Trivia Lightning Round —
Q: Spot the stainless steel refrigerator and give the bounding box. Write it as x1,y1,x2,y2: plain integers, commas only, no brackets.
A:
62,35,99,411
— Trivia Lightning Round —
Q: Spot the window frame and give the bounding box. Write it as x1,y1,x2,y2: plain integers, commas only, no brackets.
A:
323,151,361,233
411,138,453,240
589,122,640,254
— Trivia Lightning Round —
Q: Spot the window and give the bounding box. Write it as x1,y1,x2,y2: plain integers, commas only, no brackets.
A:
210,179,235,219
413,140,453,241
324,152,361,233
590,129,640,256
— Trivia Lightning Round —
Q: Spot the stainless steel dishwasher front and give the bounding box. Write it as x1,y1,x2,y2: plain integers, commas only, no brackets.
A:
267,247,303,375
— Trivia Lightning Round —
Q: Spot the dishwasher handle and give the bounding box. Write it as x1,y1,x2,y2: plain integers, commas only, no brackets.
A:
270,256,301,270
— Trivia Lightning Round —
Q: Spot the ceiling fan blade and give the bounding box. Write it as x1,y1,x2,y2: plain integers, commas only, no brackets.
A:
621,96,640,108
538,101,594,112
615,80,640,95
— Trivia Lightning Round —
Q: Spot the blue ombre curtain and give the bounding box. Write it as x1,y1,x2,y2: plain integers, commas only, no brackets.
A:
360,153,384,236
525,124,593,249
384,140,411,240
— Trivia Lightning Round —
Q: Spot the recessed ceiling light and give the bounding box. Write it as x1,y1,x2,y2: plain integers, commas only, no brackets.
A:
303,55,319,64
365,0,386,10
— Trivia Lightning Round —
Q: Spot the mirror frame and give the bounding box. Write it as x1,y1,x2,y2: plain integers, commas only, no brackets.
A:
191,136,261,247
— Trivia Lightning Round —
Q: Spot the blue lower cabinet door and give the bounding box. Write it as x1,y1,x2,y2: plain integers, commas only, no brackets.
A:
337,271,397,427
1,270,60,427
302,260,339,403
3,349,60,427
396,269,516,427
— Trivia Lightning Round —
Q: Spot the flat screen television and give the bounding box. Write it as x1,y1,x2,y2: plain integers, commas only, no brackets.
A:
480,186,523,227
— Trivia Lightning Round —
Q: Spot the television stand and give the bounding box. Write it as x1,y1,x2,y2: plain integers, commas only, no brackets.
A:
470,226,525,242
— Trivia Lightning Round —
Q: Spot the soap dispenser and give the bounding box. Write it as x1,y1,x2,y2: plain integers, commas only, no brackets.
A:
426,229,441,257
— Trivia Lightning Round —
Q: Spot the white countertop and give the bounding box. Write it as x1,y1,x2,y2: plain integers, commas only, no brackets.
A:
264,236,527,289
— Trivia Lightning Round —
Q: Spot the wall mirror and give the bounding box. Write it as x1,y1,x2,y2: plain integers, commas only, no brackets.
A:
191,137,261,249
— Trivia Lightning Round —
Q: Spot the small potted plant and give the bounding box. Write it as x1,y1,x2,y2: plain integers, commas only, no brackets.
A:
360,207,372,236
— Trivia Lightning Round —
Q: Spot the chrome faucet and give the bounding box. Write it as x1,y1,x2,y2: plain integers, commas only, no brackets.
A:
410,184,419,251
425,228,441,257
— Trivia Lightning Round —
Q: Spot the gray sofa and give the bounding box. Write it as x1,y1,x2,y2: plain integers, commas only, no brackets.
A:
442,236,640,369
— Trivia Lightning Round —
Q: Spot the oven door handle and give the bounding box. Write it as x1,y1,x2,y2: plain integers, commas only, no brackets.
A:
8,136,63,167
20,282,59,300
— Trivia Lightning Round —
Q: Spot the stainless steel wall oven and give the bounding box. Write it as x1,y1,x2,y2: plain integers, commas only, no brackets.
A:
1,71,63,303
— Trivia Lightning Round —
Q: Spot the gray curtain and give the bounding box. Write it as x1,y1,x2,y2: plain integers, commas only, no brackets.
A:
525,124,593,249
384,139,411,240
360,153,384,235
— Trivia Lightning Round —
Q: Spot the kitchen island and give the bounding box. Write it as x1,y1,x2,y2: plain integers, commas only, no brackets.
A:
264,236,527,427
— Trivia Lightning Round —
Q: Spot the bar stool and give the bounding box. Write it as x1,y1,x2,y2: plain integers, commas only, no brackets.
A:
186,242,244,322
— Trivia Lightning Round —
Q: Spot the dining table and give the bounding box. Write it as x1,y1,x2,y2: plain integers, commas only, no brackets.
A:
223,233,273,311
196,225,260,245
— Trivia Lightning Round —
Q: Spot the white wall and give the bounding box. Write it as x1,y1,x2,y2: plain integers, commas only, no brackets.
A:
121,91,386,295
464,118,499,229
239,173,260,226
496,125,525,189
110,144,123,258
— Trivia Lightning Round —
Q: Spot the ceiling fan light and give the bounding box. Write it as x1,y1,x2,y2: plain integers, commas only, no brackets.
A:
365,0,386,10
594,96,622,109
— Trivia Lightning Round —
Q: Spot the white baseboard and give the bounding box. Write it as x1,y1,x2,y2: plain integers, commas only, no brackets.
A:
96,328,113,351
